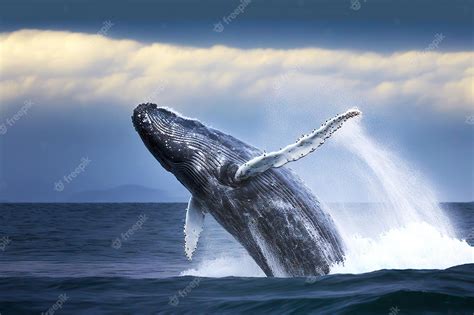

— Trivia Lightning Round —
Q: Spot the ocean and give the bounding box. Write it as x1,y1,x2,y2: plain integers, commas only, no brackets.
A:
0,202,473,314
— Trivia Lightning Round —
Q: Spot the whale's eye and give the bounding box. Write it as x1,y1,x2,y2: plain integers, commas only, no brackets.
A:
217,161,240,187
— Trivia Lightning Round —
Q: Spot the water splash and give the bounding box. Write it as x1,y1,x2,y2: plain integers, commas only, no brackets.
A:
331,222,473,274
329,121,473,273
181,255,265,278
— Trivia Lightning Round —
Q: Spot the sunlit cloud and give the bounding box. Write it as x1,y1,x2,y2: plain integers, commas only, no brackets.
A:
0,29,472,112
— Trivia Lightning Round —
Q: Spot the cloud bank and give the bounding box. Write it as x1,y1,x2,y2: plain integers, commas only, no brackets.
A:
0,29,472,113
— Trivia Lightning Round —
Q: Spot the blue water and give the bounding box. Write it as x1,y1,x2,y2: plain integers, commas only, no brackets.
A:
0,203,473,314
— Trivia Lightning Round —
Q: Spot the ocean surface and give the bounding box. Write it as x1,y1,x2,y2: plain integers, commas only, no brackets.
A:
0,202,473,314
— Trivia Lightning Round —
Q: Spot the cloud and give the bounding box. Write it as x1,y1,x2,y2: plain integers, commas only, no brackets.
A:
0,29,472,113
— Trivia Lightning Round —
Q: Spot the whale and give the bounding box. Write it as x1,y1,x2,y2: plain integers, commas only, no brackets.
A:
132,103,361,276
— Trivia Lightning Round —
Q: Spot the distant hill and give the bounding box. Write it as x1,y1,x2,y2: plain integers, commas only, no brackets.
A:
65,184,188,203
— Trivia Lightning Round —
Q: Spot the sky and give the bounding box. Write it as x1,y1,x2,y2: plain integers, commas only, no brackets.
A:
0,0,472,202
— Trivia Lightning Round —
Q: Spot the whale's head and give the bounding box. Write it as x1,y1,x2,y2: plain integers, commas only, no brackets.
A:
133,103,199,170
132,103,243,195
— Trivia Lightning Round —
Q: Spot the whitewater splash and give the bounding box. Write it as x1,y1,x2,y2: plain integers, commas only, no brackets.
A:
330,121,473,274
181,255,265,278
331,222,473,274
182,120,473,278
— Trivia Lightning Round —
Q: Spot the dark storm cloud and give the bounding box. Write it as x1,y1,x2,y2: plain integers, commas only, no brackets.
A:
0,0,472,51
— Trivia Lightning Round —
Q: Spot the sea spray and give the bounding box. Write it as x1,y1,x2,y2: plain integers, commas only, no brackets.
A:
181,215,266,277
329,121,473,273
331,222,473,274
334,121,453,235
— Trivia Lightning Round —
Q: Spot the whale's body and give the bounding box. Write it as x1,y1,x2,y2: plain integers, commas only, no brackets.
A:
132,103,354,276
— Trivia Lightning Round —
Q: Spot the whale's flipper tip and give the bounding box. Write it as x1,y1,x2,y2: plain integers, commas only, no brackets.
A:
235,107,363,181
347,108,362,117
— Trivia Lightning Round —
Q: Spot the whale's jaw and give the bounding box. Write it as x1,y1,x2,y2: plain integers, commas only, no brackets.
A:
131,103,218,197
132,104,183,170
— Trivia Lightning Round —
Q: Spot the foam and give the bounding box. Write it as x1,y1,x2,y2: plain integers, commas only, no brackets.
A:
331,222,473,274
180,255,265,278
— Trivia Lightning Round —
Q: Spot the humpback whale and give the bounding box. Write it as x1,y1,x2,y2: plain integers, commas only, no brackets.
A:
132,103,360,276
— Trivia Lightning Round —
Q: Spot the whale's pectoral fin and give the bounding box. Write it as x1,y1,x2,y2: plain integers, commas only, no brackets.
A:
184,196,206,260
235,108,361,181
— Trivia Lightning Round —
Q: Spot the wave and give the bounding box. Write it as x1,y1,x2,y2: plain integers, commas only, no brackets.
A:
2,265,473,314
